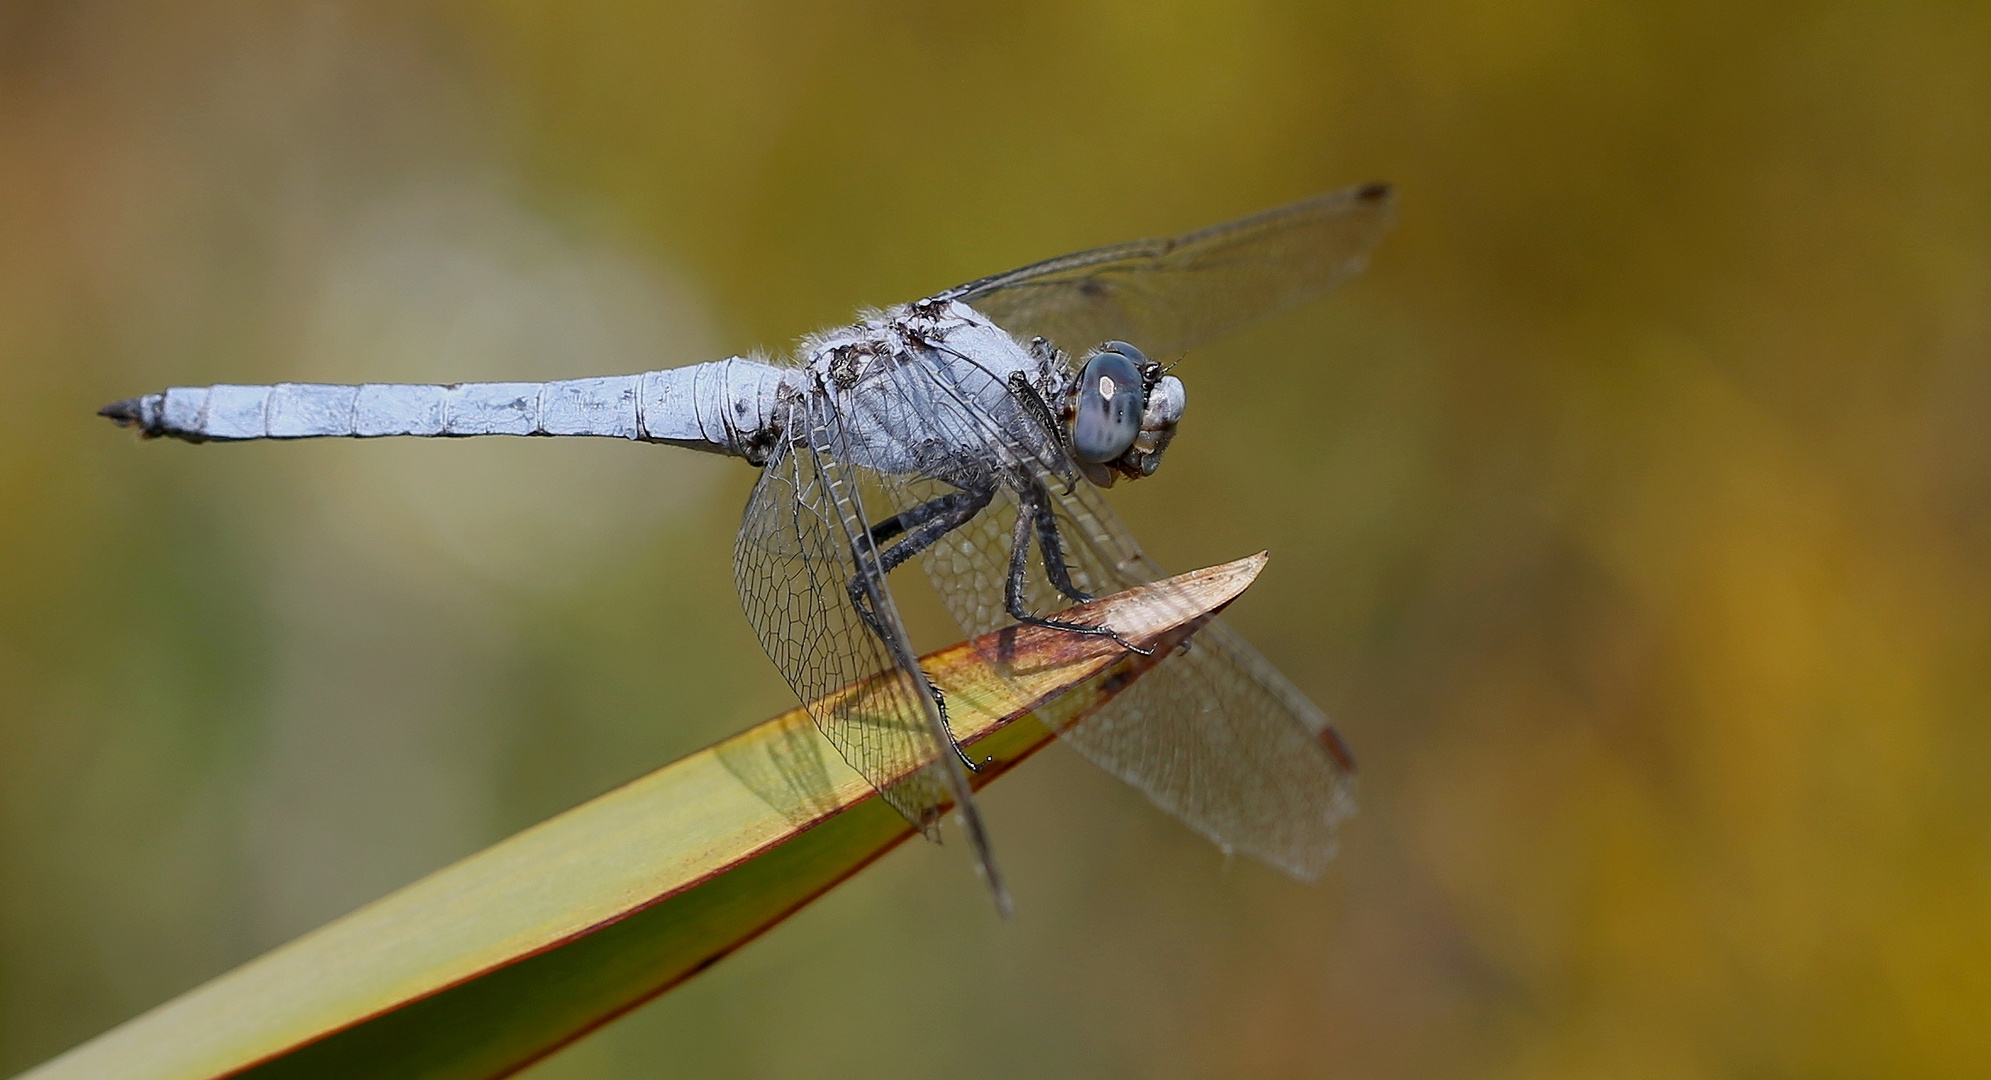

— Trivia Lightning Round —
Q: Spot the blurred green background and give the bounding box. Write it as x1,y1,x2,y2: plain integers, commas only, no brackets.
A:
4,1,1988,1076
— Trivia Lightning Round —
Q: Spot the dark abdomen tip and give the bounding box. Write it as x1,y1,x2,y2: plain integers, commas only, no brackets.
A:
99,398,143,426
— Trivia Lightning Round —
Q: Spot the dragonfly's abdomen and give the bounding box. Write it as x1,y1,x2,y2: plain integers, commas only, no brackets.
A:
100,358,795,461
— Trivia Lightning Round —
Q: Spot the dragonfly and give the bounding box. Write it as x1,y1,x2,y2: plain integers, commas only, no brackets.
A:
102,184,1394,914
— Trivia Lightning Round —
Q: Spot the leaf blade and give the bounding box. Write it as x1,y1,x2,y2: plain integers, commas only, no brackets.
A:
18,554,1267,1080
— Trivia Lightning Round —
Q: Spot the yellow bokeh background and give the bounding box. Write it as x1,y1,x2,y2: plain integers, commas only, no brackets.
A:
3,2,1987,1076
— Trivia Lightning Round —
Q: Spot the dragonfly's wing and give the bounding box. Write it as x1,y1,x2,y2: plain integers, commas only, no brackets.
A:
938,184,1394,358
733,393,968,847
1040,484,1356,878
903,393,1359,879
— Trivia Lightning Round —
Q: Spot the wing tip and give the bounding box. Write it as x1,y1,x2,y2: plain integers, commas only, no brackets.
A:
1353,181,1393,204
1318,726,1358,773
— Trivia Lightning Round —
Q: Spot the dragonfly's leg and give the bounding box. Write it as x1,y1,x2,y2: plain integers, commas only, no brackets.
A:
844,486,1001,764
1030,481,1196,657
1029,488,1093,603
919,668,991,772
845,489,991,640
1007,373,1078,495
1003,491,1153,657
866,489,980,547
878,488,995,574
1027,484,1189,655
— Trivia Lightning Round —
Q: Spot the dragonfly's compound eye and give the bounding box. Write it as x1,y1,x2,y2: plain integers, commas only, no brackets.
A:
1072,347,1148,464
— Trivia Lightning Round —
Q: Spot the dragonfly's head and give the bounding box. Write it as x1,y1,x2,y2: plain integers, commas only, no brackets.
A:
1065,340,1186,488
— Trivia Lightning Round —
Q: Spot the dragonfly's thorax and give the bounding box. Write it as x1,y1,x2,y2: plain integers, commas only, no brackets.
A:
802,299,1045,386
792,300,1074,487
791,298,1186,490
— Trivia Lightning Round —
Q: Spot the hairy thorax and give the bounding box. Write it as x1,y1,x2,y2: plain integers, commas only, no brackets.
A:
792,300,1071,484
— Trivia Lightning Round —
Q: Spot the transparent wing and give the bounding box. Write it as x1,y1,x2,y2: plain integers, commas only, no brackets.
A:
939,184,1395,357
733,392,955,838
920,479,1356,879
883,352,1359,879
1044,485,1357,878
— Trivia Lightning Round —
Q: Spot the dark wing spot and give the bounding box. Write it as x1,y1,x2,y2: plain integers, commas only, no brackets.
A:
1318,726,1358,772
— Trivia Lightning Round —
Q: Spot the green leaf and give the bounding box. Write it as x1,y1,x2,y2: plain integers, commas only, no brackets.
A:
19,554,1267,1080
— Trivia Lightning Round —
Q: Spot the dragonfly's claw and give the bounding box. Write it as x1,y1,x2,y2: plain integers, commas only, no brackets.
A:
1077,618,1156,657
952,739,993,774
1025,615,1155,657
921,670,989,773
1111,627,1157,657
